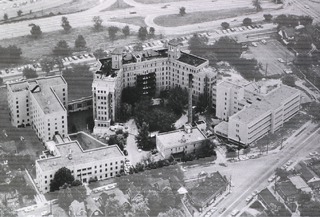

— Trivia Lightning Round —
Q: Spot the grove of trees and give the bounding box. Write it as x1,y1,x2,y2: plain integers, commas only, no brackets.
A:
50,167,75,192
53,40,72,56
22,67,37,79
0,45,22,63
92,16,103,31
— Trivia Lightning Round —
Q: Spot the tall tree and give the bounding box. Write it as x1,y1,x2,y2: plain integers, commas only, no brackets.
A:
281,74,295,87
179,7,186,16
3,13,8,21
61,16,72,33
188,34,209,55
0,45,22,63
167,86,188,116
17,10,23,17
23,67,37,79
133,42,144,51
74,35,87,49
100,193,122,216
252,0,262,12
221,22,230,29
40,57,55,75
53,40,72,56
138,27,148,41
149,27,155,38
263,14,273,22
93,48,108,60
122,25,130,37
29,24,42,39
243,17,252,26
57,184,74,211
160,187,176,210
50,167,75,192
147,190,161,216
135,122,151,150
92,16,103,31
108,26,120,41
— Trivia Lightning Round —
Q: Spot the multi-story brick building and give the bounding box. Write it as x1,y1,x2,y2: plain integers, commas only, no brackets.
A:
92,41,217,133
214,81,301,145
7,76,68,141
35,133,125,193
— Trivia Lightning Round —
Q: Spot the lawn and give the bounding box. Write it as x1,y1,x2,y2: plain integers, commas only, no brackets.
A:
7,0,100,23
0,87,43,160
0,26,142,68
154,7,255,27
113,16,147,27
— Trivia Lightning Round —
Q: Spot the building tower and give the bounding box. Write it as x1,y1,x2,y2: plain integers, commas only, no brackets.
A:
168,39,181,59
111,48,123,70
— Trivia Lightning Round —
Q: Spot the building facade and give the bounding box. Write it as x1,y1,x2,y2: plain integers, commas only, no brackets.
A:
215,81,301,145
35,133,125,193
7,76,68,141
92,41,217,132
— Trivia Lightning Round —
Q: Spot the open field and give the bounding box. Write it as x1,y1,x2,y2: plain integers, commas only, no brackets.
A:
0,26,141,67
113,16,147,27
134,0,194,3
6,0,100,23
0,87,43,160
153,7,255,27
244,38,295,76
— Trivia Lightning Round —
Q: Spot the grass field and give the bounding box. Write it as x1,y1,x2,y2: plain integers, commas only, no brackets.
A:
113,16,147,27
0,27,141,68
154,7,255,27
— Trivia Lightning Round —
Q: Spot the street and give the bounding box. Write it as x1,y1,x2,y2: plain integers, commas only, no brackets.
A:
183,122,320,217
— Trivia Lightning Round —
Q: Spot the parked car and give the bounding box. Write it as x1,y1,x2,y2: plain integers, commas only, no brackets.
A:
261,39,267,44
252,42,258,47
277,58,285,63
231,209,240,216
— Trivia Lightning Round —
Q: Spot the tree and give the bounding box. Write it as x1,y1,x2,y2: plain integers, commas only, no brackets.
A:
294,34,312,54
100,193,122,216
53,40,72,56
281,74,295,87
0,77,3,86
108,26,120,41
122,25,130,37
0,45,22,63
149,27,155,38
93,48,108,60
50,167,75,192
188,33,209,56
61,16,72,33
299,15,313,26
298,192,312,205
306,102,320,123
263,14,273,22
122,86,139,105
274,14,299,28
160,187,176,210
17,10,23,17
147,190,161,216
23,67,37,79
179,7,186,16
300,201,320,216
40,57,55,74
252,0,262,12
55,57,65,73
3,13,8,21
158,208,185,217
133,42,144,51
57,184,74,211
74,35,87,49
29,24,42,39
243,17,252,26
92,16,103,31
196,93,208,113
138,26,148,41
166,86,188,116
275,167,289,181
221,22,230,30
70,185,87,202
135,122,151,150
131,196,150,216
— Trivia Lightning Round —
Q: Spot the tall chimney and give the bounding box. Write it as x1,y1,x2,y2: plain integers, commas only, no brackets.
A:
188,74,193,125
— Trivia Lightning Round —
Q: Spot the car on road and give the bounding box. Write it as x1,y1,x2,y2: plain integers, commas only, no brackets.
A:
304,5,310,9
261,39,267,44
231,209,240,216
283,69,293,74
286,160,293,166
41,210,49,216
252,42,258,47
310,151,319,156
268,175,276,182
129,11,137,14
247,26,253,30
138,149,142,152
246,195,253,203
277,58,285,63
219,207,226,214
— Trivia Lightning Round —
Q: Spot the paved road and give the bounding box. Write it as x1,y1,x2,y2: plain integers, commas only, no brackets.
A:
184,121,320,217
0,0,312,40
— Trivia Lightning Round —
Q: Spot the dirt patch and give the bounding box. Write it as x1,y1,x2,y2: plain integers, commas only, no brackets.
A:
154,8,255,27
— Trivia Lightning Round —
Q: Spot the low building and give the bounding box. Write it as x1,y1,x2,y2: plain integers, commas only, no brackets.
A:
35,133,125,193
156,124,207,159
276,180,299,203
69,200,87,217
7,76,68,142
289,176,313,194
185,172,228,212
258,188,282,215
85,197,104,217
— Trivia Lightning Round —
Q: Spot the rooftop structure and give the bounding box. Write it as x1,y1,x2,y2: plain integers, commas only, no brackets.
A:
289,176,312,193
177,52,208,67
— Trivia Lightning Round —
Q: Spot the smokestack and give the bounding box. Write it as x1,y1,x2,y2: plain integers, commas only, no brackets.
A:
188,74,193,125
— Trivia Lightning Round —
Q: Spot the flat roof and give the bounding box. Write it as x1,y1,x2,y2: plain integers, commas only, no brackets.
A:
157,127,206,149
32,86,64,114
37,140,124,172
8,81,29,92
177,52,207,67
231,85,300,124
259,188,281,207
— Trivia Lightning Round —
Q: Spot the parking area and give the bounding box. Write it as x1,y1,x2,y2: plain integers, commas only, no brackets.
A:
243,39,295,76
